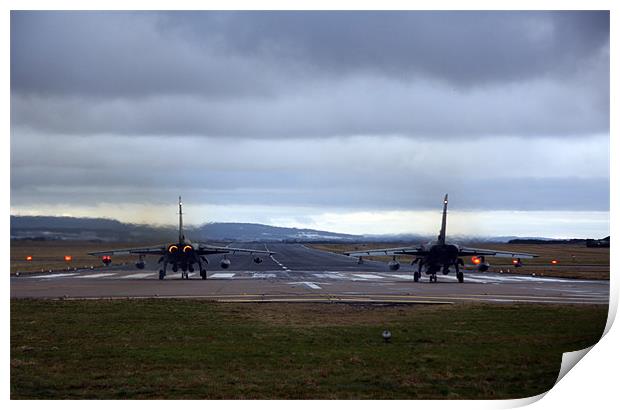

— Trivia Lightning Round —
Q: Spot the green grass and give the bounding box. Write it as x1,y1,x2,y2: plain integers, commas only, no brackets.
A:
11,300,607,399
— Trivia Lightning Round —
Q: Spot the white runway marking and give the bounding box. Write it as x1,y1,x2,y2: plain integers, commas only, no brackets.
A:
459,276,490,284
353,274,384,279
266,245,291,272
288,281,324,289
32,273,80,279
209,273,236,279
467,274,603,284
313,273,346,279
252,273,276,279
119,273,156,279
76,273,116,279
390,274,415,280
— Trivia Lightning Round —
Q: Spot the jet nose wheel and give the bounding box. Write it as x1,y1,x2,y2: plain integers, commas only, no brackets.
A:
429,274,438,283
159,270,165,280
200,269,207,280
413,271,421,282
457,272,464,283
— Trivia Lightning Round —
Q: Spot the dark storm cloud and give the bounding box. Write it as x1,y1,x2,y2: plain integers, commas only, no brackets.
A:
10,11,609,139
12,11,609,95
9,11,610,223
168,11,609,86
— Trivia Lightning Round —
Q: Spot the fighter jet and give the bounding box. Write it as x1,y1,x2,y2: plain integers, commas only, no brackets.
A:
343,194,537,283
88,197,273,280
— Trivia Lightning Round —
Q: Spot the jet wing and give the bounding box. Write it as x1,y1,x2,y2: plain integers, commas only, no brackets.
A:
195,244,275,256
344,247,427,257
458,247,538,259
88,245,167,256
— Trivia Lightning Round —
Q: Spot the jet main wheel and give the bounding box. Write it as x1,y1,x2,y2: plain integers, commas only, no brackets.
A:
429,274,437,283
413,271,420,282
200,270,207,280
159,270,165,280
457,272,464,283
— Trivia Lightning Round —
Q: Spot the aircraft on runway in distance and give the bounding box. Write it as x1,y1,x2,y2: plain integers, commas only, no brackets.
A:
343,194,538,283
88,197,273,280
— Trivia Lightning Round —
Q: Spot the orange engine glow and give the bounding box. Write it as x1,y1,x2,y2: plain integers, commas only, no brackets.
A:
471,256,481,265
183,245,193,253
102,255,111,262
551,259,559,265
25,255,33,261
64,255,73,262
168,245,179,253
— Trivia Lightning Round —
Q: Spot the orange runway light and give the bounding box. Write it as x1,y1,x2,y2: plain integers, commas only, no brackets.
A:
64,255,73,262
25,255,33,261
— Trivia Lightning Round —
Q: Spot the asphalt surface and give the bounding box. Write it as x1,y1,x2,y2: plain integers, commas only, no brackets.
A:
11,243,609,304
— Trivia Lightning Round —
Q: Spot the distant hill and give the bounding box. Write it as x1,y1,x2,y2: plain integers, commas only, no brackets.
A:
10,215,175,242
10,215,361,242
508,237,610,246
11,215,574,244
193,222,361,242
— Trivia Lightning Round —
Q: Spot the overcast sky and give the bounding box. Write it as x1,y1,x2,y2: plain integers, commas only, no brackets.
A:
10,11,610,237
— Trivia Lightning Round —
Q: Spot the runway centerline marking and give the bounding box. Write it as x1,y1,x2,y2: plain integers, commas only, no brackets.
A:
265,244,290,272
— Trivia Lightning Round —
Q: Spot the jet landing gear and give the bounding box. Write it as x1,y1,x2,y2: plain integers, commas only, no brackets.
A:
429,274,438,283
455,258,464,283
200,269,207,280
159,269,166,280
413,259,423,283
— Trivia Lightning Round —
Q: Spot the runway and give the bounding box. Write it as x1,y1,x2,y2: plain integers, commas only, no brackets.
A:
11,243,609,304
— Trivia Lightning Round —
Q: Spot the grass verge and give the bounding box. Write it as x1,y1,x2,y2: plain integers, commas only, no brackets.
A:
11,300,607,399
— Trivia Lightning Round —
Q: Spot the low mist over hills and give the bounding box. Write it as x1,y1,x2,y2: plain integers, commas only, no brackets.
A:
9,215,574,244
10,215,362,242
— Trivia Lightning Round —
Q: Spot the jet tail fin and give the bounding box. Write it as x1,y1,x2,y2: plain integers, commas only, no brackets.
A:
438,194,448,245
178,196,185,243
